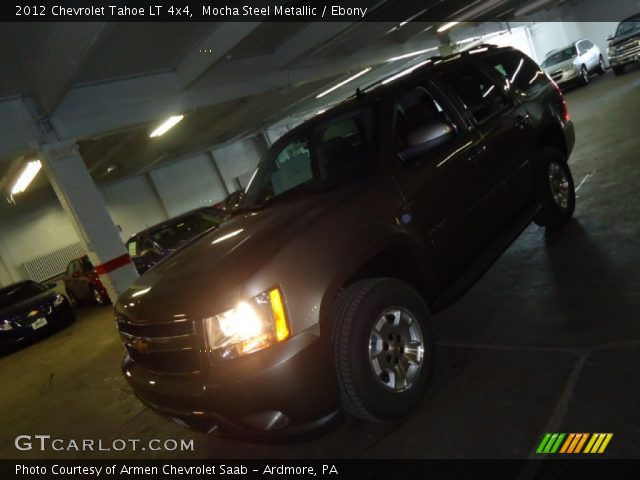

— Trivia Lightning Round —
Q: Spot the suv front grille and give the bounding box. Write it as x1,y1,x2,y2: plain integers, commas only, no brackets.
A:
117,314,201,375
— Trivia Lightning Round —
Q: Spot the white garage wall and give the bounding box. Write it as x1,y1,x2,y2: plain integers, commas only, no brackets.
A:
101,175,167,240
212,137,266,192
149,152,227,217
528,22,621,66
0,203,79,281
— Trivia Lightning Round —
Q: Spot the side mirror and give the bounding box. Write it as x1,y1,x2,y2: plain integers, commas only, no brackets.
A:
399,121,455,163
606,34,613,42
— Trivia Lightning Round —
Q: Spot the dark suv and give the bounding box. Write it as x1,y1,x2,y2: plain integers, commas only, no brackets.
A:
607,14,640,75
116,46,576,438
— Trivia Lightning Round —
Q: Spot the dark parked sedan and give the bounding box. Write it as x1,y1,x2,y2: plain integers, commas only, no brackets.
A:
126,206,225,274
0,281,75,353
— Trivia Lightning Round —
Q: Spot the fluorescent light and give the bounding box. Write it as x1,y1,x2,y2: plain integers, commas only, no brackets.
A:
387,47,438,62
382,60,432,85
11,160,42,195
315,68,372,99
149,115,184,138
437,21,460,33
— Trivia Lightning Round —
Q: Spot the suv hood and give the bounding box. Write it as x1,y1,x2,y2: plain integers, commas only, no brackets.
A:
118,190,347,321
543,58,576,73
609,30,640,47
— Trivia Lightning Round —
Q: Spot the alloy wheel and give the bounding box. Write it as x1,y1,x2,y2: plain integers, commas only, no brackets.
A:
548,162,570,210
368,307,425,392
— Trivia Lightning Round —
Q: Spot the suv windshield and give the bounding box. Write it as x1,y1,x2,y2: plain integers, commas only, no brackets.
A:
0,282,45,309
541,47,577,68
616,17,640,36
151,212,221,250
239,106,377,209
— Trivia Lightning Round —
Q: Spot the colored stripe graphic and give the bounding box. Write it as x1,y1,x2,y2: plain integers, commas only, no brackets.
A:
538,433,613,454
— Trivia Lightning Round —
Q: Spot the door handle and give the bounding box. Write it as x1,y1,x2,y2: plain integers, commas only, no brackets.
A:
466,145,487,164
514,114,531,129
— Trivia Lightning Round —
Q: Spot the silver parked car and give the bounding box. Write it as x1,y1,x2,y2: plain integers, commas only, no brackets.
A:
541,39,606,87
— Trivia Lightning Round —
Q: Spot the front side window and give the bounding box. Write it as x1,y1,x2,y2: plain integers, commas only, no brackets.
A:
395,86,458,157
485,51,548,96
441,64,509,124
239,107,377,208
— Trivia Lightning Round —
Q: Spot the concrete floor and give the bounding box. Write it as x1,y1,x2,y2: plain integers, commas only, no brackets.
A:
2,66,640,460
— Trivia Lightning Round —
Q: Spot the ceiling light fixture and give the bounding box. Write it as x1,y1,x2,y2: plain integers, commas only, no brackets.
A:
11,160,42,195
315,67,372,99
437,21,460,33
382,59,432,85
149,115,184,138
387,47,438,62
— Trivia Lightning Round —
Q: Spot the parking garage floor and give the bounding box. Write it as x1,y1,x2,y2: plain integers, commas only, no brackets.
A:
2,66,640,460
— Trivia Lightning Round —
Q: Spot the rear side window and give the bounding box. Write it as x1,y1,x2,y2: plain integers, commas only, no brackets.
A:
441,64,509,124
484,50,548,96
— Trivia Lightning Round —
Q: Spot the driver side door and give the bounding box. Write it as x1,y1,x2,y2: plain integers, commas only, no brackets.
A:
391,79,492,281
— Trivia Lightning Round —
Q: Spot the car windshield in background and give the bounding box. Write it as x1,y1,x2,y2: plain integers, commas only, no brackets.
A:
541,47,577,68
0,282,45,309
151,212,221,250
239,106,377,209
616,17,640,36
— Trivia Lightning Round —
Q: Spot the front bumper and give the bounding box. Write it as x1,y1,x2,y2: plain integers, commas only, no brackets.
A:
547,68,579,86
0,302,75,352
609,47,640,67
122,330,341,439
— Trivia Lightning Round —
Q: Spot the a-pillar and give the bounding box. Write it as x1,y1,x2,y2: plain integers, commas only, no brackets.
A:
41,141,138,301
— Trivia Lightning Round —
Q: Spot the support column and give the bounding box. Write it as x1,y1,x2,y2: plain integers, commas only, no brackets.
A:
437,32,457,57
41,141,138,301
208,151,230,196
145,172,171,220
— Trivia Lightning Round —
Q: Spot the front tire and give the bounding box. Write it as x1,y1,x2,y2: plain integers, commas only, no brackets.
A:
612,65,625,76
580,64,589,85
533,147,575,228
331,278,434,422
597,55,606,74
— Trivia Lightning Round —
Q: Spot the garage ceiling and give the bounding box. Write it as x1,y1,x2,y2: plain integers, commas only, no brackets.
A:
0,0,575,212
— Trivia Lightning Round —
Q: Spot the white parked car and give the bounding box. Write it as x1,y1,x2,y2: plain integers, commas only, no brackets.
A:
541,39,606,87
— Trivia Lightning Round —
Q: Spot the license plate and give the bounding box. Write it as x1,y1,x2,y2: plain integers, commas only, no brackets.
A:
31,317,48,330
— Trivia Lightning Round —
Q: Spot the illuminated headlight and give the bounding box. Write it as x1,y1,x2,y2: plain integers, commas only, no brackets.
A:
53,294,66,307
204,288,290,359
0,320,13,331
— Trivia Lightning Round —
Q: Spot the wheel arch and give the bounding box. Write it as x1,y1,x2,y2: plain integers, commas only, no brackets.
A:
537,123,568,160
318,239,436,340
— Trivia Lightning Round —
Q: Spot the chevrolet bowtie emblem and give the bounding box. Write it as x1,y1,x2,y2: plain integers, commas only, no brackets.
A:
27,310,39,318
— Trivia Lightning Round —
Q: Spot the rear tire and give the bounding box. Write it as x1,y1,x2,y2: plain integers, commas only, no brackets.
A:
331,278,435,422
91,286,107,306
613,65,625,76
66,290,78,308
533,147,575,228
